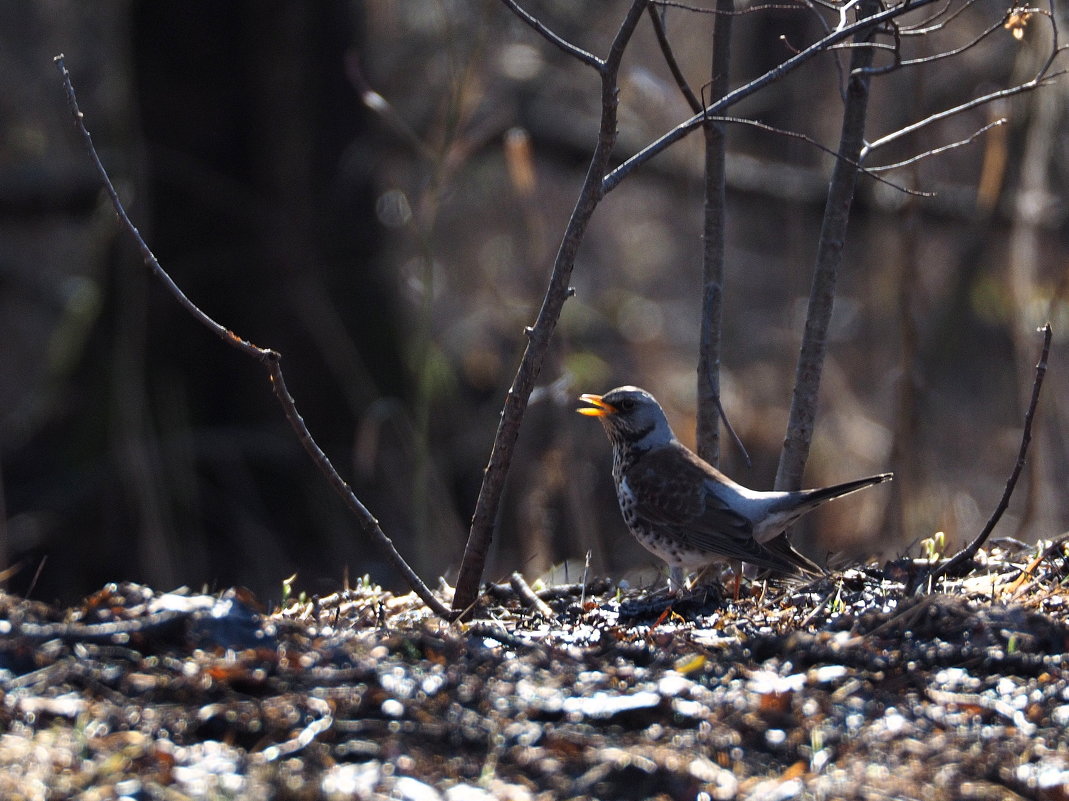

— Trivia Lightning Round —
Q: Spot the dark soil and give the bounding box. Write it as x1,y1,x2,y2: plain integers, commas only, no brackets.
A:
2,540,1069,800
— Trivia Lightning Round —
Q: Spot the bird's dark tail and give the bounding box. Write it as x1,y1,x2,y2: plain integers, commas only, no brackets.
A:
762,472,893,544
759,473,892,577
802,472,893,507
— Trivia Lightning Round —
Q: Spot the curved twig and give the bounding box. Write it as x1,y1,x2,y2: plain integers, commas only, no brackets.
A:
899,0,971,35
646,4,702,112
498,0,604,70
898,15,1011,64
54,55,452,620
911,323,1053,594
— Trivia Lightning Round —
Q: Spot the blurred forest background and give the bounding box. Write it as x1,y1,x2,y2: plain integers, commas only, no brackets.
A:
1,1,1067,605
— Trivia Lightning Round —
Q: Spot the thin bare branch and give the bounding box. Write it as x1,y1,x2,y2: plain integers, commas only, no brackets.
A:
498,0,604,70
54,55,453,620
57,64,242,352
828,40,898,52
911,1,1044,37
868,118,1006,172
898,16,1007,64
646,4,702,112
834,0,865,34
899,0,971,35
653,0,808,13
794,0,846,91
863,0,1060,159
911,323,1052,594
709,115,934,196
715,389,752,467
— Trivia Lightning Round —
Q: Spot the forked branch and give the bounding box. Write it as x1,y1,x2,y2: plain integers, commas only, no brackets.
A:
603,0,942,193
603,0,1064,194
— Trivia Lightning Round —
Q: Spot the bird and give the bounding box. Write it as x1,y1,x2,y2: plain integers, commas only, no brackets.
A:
578,385,892,589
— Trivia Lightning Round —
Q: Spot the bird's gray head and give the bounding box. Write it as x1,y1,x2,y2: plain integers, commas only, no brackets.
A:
577,386,676,451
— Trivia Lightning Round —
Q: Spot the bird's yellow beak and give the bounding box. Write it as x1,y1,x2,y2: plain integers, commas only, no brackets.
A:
578,393,615,417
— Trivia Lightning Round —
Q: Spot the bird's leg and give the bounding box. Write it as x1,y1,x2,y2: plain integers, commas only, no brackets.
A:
668,566,686,593
730,559,742,601
692,561,741,599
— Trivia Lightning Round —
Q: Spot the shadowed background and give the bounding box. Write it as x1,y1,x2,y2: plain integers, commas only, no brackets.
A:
1,0,1067,604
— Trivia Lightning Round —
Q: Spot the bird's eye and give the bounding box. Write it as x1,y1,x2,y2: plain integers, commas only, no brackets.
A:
618,399,634,411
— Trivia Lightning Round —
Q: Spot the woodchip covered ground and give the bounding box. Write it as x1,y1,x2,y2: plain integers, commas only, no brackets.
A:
2,540,1069,800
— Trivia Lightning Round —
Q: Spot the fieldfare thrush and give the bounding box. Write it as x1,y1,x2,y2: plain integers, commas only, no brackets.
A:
578,386,892,588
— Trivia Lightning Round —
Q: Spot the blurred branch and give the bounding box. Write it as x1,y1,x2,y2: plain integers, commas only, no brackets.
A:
451,0,649,619
54,55,453,620
910,323,1052,594
648,3,756,466
345,55,437,162
647,3,748,463
351,37,508,562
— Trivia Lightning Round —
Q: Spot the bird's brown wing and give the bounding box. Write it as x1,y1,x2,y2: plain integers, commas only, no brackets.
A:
624,445,804,572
